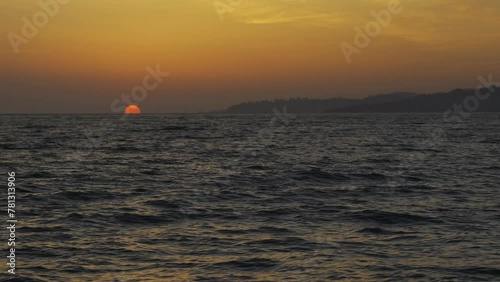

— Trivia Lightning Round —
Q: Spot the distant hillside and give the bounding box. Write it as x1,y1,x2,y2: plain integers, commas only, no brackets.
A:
362,92,417,104
224,92,417,114
330,87,500,113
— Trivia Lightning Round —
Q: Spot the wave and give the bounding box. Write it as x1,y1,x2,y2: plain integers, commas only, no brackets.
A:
113,213,175,224
213,258,279,270
356,227,408,235
348,210,441,224
293,168,351,182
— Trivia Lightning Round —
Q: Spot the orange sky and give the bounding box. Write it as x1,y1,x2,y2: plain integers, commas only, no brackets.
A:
1,0,500,113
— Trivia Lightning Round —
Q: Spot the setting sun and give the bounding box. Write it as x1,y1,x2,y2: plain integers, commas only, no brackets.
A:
125,105,141,115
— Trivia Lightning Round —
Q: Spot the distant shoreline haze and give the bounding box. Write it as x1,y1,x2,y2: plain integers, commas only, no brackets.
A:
224,86,500,114
2,86,499,115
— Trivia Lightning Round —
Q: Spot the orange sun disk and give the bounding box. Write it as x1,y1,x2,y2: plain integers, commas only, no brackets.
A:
125,105,141,115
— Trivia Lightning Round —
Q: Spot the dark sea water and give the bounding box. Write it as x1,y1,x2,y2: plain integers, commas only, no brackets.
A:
1,113,500,281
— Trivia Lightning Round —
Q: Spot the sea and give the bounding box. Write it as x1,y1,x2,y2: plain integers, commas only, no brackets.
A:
0,113,499,281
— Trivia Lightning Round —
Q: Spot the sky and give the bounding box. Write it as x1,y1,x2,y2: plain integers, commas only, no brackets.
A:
1,0,500,113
